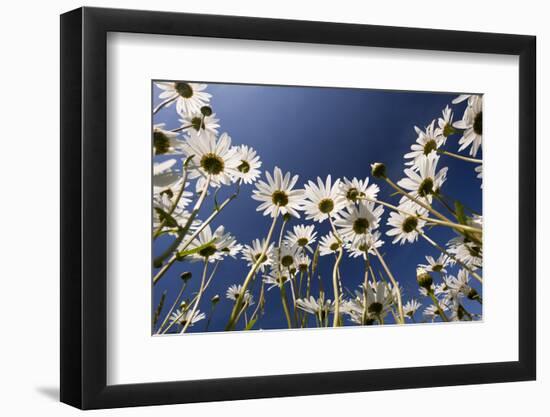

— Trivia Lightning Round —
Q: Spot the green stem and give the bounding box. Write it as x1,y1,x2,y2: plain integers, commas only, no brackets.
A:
439,149,482,164
428,292,449,322
181,260,209,333
372,246,405,324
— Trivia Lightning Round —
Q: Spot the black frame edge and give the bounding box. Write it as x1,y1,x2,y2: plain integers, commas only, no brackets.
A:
60,7,83,409
60,6,537,410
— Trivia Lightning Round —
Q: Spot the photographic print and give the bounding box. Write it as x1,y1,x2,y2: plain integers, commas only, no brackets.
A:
152,81,483,335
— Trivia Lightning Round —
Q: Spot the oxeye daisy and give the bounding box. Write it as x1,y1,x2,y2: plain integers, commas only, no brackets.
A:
318,233,342,256
397,152,448,203
263,268,291,290
226,284,254,305
234,145,262,184
186,225,238,263
447,236,483,269
419,254,450,273
295,253,311,273
252,167,304,218
435,105,455,138
423,303,449,322
152,184,193,229
284,224,317,251
334,201,384,243
386,202,427,245
169,308,206,327
179,111,220,137
453,94,483,157
342,281,393,324
156,82,212,116
296,295,334,318
403,299,422,319
302,175,346,222
404,120,446,169
153,158,182,192
153,124,185,156
241,238,274,272
339,176,379,207
275,243,300,272
181,131,241,190
344,231,384,259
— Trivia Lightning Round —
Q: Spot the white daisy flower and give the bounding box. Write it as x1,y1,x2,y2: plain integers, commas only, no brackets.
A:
252,167,304,218
339,176,379,207
441,269,472,300
169,308,206,327
345,231,384,259
275,243,300,272
435,105,455,138
185,225,239,263
475,164,483,188
179,111,220,137
404,120,446,169
386,201,427,245
153,123,185,156
302,175,346,222
423,303,448,322
241,238,274,272
263,268,291,290
403,299,422,319
296,295,334,317
453,95,483,157
284,224,317,251
452,94,474,104
419,254,450,273
181,131,241,190
397,152,448,203
296,253,311,273
447,236,482,270
318,233,342,256
334,201,384,243
152,184,193,229
226,284,254,305
153,158,182,192
156,82,212,116
342,281,393,323
234,145,262,184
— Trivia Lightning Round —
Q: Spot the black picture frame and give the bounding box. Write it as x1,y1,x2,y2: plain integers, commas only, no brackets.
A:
60,6,536,410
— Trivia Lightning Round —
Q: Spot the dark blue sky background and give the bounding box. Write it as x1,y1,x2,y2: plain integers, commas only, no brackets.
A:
152,82,482,333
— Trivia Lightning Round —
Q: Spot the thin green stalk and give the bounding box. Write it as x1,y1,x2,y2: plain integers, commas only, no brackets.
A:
372,247,405,324
181,260,209,333
428,292,449,322
156,280,188,334
439,149,483,164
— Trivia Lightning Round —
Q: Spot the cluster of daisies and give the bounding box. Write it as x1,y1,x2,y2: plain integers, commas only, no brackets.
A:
152,81,483,334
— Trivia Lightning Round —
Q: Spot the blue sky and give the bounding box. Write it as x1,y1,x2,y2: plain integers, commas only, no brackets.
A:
152,82,482,333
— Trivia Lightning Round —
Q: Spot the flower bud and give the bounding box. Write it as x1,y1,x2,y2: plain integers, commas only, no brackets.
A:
416,267,433,290
283,213,292,223
211,294,220,304
180,271,192,281
371,162,387,179
200,106,213,116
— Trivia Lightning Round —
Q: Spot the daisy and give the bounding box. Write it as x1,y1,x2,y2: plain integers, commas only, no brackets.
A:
423,304,448,322
447,236,483,269
334,201,384,244
343,281,393,324
241,238,274,272
452,94,474,104
284,224,317,251
386,201,427,245
397,152,448,203
403,299,422,319
345,231,384,259
153,123,185,155
153,158,182,192
181,131,241,190
453,95,483,157
234,145,262,184
252,167,304,218
152,184,193,229
185,225,239,263
275,243,300,272
169,308,206,328
263,268,291,290
302,175,346,222
296,253,311,273
475,164,483,188
296,295,334,319
318,233,342,256
156,82,212,116
226,284,254,305
419,254,450,273
339,177,379,207
179,111,220,137
435,105,455,138
404,120,446,169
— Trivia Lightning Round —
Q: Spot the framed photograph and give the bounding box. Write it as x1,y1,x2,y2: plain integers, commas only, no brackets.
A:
60,6,536,409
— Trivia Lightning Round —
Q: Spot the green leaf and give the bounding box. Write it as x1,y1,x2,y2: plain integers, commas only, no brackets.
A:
454,201,468,225
244,316,259,330
154,207,179,228
176,238,217,260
